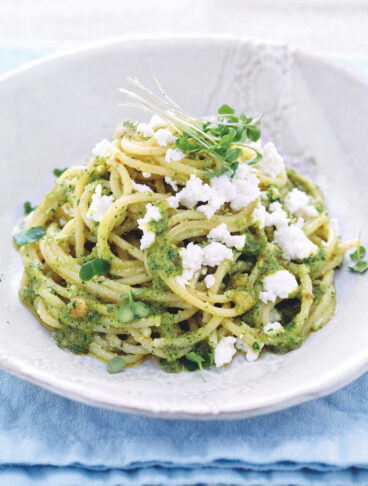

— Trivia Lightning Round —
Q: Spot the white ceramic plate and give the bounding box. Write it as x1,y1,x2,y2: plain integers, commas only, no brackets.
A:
1,36,368,420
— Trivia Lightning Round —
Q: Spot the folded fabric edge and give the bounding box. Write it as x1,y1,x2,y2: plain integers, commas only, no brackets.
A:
0,464,367,486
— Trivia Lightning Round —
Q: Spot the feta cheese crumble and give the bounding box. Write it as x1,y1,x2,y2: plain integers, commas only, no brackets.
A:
263,321,284,335
137,122,154,138
273,224,318,260
235,338,259,362
202,242,233,267
175,242,203,287
92,139,119,158
142,172,151,178
258,142,285,178
167,163,260,219
165,176,179,192
165,148,185,163
208,223,246,251
175,242,233,287
154,129,177,147
259,270,298,303
285,188,318,219
204,274,216,289
252,202,268,228
214,336,237,367
87,184,114,222
132,181,153,193
137,203,162,250
149,114,166,130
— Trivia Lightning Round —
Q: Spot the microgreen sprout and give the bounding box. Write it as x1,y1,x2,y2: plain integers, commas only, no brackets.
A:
119,77,262,178
79,258,111,281
118,290,150,323
186,351,205,380
53,168,67,177
349,244,368,273
23,201,37,215
106,356,126,374
13,226,45,246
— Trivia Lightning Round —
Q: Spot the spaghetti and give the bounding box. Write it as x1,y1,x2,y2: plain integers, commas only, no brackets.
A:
15,80,359,374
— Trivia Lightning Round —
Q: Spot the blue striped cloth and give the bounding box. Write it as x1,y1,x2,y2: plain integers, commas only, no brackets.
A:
1,44,368,485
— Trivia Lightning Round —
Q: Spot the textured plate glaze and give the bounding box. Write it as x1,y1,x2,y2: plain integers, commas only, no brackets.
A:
0,36,367,419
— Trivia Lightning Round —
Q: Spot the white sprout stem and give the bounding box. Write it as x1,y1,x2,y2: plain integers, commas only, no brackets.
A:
119,77,218,148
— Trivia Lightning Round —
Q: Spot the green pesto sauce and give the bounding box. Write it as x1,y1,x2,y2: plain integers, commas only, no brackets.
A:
156,340,214,373
267,331,304,354
303,248,327,274
275,298,301,326
53,327,92,355
265,185,282,203
241,229,267,257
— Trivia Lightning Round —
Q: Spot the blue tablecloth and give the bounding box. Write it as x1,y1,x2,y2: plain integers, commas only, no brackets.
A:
1,44,368,485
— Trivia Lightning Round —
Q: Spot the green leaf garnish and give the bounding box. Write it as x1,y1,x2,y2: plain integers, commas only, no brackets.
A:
349,244,368,273
119,78,262,179
118,290,150,323
186,351,205,379
79,258,111,281
218,104,235,115
13,226,45,246
350,246,366,261
349,260,368,273
23,201,37,215
53,168,67,177
107,356,126,374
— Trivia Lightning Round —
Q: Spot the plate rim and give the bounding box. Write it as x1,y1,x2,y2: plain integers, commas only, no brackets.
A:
1,34,368,420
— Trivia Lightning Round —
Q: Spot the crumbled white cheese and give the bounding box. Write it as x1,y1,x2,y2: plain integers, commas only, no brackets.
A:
137,122,154,138
167,174,214,210
267,202,289,228
137,203,162,250
142,172,151,178
259,270,298,303
165,148,185,163
168,163,260,219
204,274,216,289
175,242,203,287
208,223,246,251
258,142,285,178
87,184,114,222
149,114,166,130
214,336,237,367
263,321,284,335
252,202,268,228
165,176,179,192
235,338,259,362
92,139,119,158
154,129,177,147
273,224,318,260
132,181,153,193
175,241,232,287
285,188,318,219
202,242,233,267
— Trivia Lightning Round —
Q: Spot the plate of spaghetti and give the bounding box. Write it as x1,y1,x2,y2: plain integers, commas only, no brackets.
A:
1,37,368,418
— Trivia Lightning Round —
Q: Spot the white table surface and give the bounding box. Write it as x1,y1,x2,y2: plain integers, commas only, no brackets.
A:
1,0,367,56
